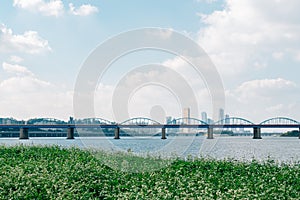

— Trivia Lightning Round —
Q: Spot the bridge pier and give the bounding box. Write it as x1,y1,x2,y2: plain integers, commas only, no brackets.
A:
114,127,120,139
161,127,167,139
253,127,262,139
19,127,29,139
207,127,214,139
67,127,74,139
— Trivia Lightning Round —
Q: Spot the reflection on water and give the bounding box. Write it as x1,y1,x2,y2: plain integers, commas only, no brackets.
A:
1,136,300,162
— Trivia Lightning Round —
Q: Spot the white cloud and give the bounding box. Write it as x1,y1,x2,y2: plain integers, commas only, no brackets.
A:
295,51,300,62
13,0,42,10
272,52,284,60
9,55,24,63
13,0,64,17
0,75,51,92
162,56,209,89
146,28,174,40
196,0,218,3
0,24,51,54
13,1,99,17
195,0,300,121
225,78,300,121
236,78,297,103
92,64,214,122
198,0,300,76
0,63,73,120
253,61,267,70
2,62,34,77
266,104,284,113
69,3,98,16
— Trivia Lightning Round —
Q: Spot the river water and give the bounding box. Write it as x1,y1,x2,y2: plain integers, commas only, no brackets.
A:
1,136,300,163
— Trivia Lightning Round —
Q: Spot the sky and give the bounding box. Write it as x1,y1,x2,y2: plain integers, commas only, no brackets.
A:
0,0,300,123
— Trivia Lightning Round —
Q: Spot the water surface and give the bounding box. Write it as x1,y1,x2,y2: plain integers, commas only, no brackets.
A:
1,136,299,162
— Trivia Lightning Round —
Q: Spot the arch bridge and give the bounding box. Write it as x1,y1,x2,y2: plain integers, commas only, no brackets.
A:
260,117,299,126
120,117,161,125
1,116,300,140
168,117,208,125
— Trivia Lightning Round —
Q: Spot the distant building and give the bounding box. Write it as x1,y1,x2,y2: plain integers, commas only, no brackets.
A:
69,117,74,124
183,107,190,124
219,108,225,123
182,107,191,133
201,112,208,123
225,114,230,124
166,116,173,124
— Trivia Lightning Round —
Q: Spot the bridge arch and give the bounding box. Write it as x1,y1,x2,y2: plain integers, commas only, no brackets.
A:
260,117,300,125
215,117,254,125
168,117,208,125
75,118,113,125
120,117,161,125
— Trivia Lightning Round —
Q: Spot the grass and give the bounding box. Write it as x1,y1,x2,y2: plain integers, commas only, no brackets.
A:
0,145,299,199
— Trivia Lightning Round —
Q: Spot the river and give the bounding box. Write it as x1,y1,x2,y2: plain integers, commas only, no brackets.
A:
1,136,300,163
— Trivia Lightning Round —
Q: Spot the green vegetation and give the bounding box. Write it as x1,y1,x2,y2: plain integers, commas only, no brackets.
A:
217,130,234,136
0,145,300,199
281,130,300,137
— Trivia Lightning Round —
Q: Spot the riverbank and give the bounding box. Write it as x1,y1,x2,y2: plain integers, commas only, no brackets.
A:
0,145,299,199
281,130,300,137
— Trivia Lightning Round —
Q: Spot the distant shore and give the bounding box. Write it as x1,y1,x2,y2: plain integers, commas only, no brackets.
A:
280,130,300,137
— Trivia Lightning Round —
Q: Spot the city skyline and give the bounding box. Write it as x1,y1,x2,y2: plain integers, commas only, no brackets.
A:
1,1,300,122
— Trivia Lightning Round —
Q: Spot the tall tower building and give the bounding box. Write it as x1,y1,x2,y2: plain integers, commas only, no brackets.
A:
183,107,190,124
182,108,190,133
219,108,225,122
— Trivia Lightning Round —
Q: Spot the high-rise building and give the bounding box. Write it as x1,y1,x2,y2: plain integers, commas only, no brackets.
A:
183,107,190,124
219,108,225,122
182,107,191,133
201,112,207,123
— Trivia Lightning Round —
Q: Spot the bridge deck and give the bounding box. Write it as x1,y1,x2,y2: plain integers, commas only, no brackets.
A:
0,124,299,129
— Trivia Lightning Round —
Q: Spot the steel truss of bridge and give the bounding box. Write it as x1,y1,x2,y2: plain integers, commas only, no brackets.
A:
0,116,300,139
0,123,300,140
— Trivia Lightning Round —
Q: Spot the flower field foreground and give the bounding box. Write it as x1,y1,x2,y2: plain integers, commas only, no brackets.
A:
0,145,299,199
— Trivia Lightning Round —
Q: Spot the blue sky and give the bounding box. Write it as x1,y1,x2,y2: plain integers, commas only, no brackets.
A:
1,0,300,123
0,0,223,85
